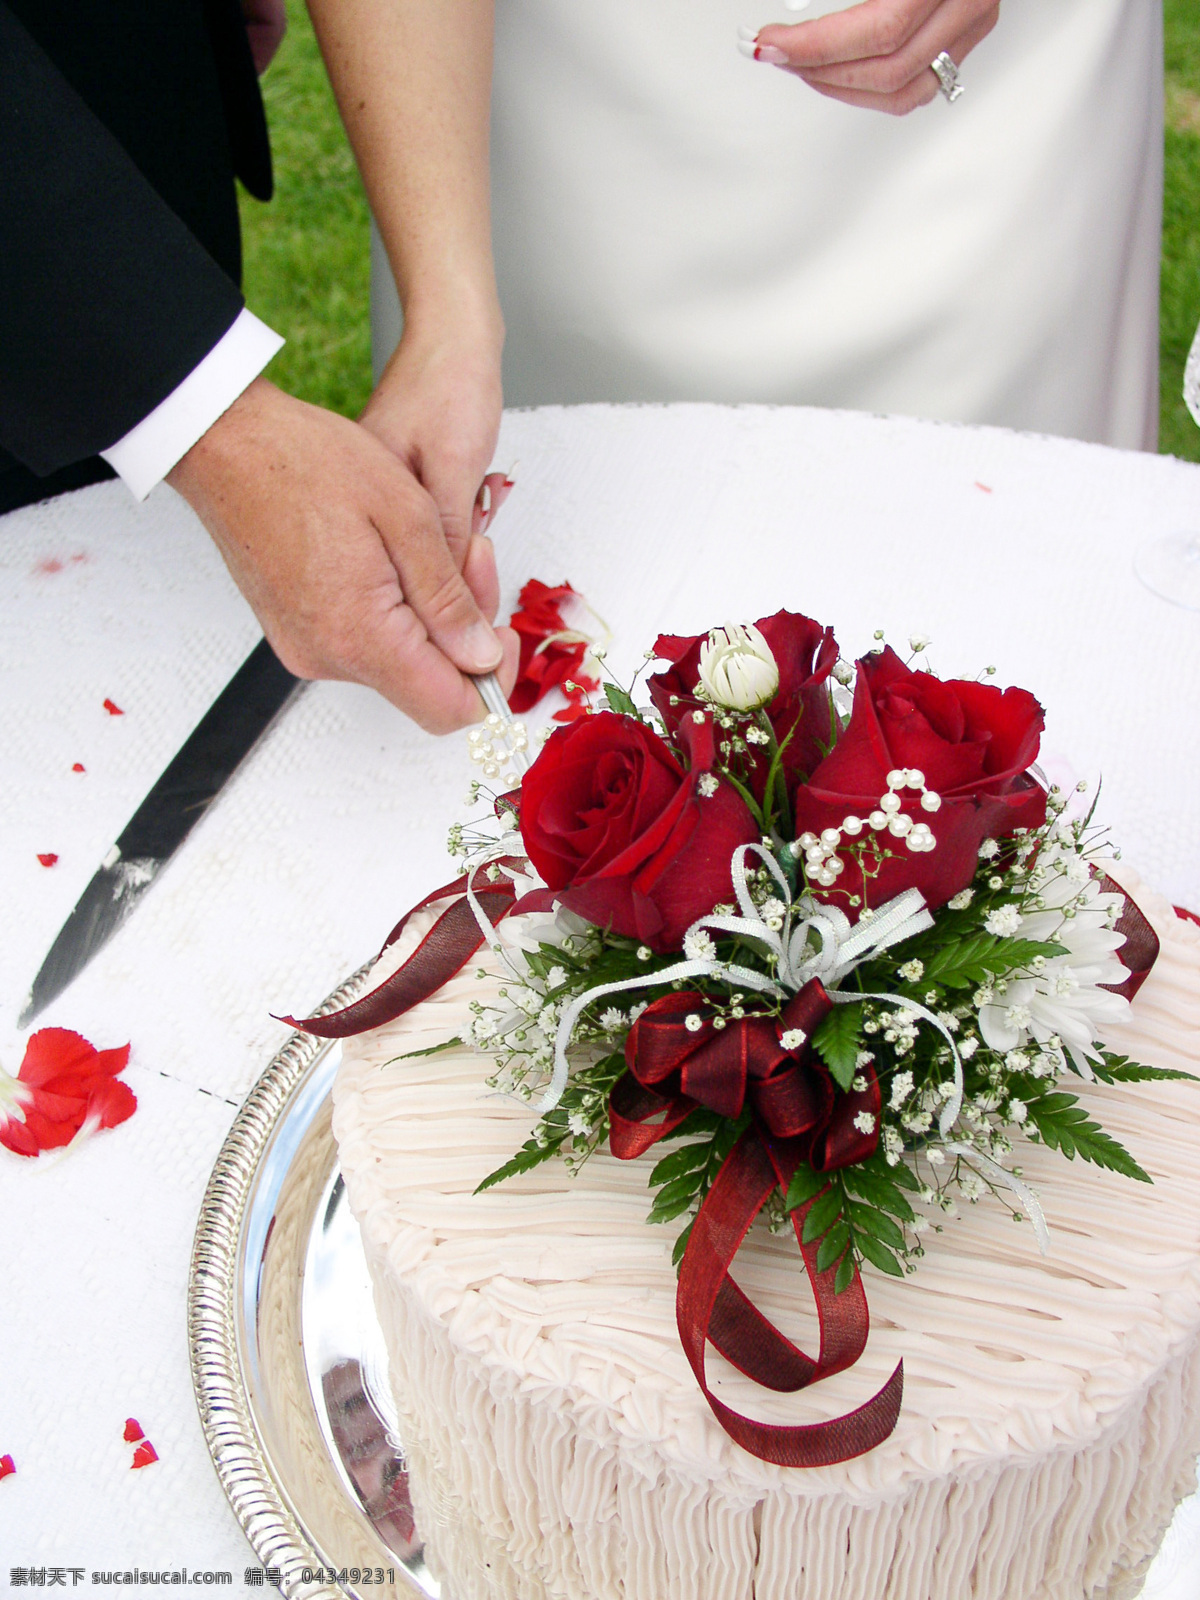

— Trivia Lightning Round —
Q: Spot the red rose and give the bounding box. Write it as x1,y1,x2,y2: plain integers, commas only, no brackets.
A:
519,711,758,951
792,647,1046,915
647,609,838,793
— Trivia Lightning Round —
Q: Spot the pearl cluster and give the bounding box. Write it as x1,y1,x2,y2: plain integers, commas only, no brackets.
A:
795,768,940,887
466,712,529,786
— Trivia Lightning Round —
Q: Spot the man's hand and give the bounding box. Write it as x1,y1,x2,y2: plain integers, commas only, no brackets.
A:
167,378,519,734
751,0,999,115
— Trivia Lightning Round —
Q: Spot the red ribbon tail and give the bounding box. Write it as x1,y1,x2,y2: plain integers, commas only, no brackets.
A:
676,1131,902,1466
280,882,515,1037
1098,875,1161,1002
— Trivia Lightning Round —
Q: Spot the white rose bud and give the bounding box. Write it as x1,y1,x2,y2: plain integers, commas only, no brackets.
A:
696,624,780,712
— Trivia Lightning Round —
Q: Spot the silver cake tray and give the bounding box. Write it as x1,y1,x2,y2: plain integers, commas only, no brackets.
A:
188,967,437,1600
188,971,1200,1600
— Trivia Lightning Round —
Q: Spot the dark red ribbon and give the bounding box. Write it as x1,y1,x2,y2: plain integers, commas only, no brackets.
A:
1097,873,1160,1002
281,861,1162,1466
278,859,527,1037
611,980,901,1464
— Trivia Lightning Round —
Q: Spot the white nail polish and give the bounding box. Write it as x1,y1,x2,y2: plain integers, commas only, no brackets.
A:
783,0,811,11
737,24,758,41
737,37,757,57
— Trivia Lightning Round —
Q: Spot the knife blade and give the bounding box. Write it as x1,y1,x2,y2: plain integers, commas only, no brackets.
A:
19,638,301,1026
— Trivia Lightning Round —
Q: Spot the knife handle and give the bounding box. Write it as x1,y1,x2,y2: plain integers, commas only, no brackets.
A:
118,640,301,860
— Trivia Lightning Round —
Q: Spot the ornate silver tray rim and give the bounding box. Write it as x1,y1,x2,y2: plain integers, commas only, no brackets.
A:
187,965,434,1600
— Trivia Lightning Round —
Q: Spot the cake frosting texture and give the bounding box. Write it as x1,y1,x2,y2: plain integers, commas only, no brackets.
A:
332,871,1200,1599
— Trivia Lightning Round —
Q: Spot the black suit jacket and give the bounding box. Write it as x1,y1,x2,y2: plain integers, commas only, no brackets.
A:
0,0,272,513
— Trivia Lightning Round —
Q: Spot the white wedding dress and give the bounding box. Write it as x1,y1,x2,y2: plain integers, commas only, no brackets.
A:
372,0,1163,449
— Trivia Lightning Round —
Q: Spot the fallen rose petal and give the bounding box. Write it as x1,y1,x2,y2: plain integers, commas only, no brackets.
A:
71,762,86,773
131,1440,158,1469
0,1455,14,1479
0,1029,135,1157
102,698,124,716
36,853,58,868
123,1418,145,1443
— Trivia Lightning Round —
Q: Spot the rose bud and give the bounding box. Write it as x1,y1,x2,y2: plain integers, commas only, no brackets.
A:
648,609,838,797
696,624,780,711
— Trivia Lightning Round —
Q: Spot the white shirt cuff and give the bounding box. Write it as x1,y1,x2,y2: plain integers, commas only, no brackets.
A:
101,308,285,501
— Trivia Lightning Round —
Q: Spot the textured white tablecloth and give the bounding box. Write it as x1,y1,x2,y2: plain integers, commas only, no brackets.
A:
1,404,1198,1591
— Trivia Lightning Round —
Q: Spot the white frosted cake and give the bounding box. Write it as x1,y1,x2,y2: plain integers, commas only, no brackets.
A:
332,872,1200,1600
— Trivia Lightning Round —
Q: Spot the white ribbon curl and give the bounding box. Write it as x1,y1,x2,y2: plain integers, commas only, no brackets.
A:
941,1141,1050,1253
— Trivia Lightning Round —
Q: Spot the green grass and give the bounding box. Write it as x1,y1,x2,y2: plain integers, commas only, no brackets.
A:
238,0,372,417
242,0,1200,462
1163,0,1200,461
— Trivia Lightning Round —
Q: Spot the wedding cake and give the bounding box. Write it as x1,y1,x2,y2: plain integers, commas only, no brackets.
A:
332,875,1200,1600
301,606,1200,1599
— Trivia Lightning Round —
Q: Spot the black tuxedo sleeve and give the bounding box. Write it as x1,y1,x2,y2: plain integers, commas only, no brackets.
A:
0,2,245,478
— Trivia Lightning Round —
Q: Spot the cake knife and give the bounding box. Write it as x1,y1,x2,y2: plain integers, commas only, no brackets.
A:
19,638,302,1026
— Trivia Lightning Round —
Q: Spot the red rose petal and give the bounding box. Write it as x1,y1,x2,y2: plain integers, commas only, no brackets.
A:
123,1418,145,1443
0,1455,14,1479
36,853,58,868
2,1029,136,1155
131,1440,158,1469
102,698,124,716
72,762,86,773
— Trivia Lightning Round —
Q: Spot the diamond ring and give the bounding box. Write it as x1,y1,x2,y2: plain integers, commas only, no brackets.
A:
931,51,964,102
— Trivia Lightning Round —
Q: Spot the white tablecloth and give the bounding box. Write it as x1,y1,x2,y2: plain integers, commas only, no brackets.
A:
1,404,1199,1589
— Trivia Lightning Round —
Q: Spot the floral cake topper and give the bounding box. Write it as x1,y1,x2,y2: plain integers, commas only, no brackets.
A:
289,602,1183,1466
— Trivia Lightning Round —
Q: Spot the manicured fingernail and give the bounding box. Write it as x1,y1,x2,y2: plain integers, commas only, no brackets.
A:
784,0,811,10
756,44,789,64
463,623,503,672
737,24,758,41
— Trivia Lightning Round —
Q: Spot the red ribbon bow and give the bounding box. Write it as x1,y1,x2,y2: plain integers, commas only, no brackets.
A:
609,982,879,1167
609,981,902,1466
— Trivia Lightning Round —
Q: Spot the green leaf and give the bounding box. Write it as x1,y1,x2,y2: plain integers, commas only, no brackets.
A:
1090,1054,1200,1084
475,1137,561,1193
604,682,639,717
920,935,1066,990
648,1171,704,1225
785,1162,828,1211
1024,1093,1152,1183
874,1154,921,1192
800,1184,844,1243
846,1201,907,1252
391,1036,464,1061
840,1165,916,1223
812,1005,863,1092
834,1251,856,1295
855,1231,905,1278
649,1142,712,1186
815,1220,851,1274
671,1217,696,1269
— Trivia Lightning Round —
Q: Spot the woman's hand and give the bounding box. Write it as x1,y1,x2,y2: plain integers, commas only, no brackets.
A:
359,313,507,621
747,0,999,115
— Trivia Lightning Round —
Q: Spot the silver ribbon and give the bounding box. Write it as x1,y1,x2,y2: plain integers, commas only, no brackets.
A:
941,1140,1050,1253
